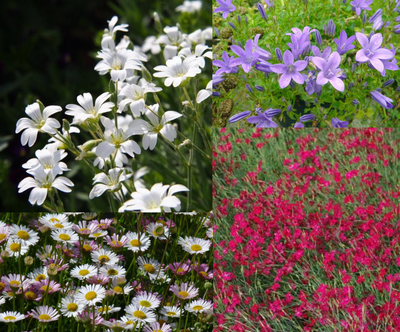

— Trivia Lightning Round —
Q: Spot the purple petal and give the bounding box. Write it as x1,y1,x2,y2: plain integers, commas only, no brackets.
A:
279,73,292,88
369,58,384,72
291,72,305,85
329,77,345,92
355,50,369,63
294,60,308,71
312,57,327,71
230,45,246,57
283,50,294,65
229,111,252,123
316,72,329,85
369,33,383,50
270,64,286,74
356,32,369,48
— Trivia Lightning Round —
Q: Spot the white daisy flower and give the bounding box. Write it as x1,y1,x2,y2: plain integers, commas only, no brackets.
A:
89,230,108,239
118,183,189,212
36,245,55,261
9,224,39,246
160,305,184,318
99,265,126,280
28,267,49,283
184,299,213,314
111,280,133,295
131,292,161,310
39,214,70,228
22,145,69,176
0,225,10,244
18,167,74,206
15,102,62,147
129,104,182,151
125,232,151,252
95,117,141,161
5,239,29,257
0,311,25,323
125,305,157,324
60,295,86,317
66,92,114,124
75,284,106,306
144,322,172,332
89,168,129,199
146,222,170,240
51,229,79,244
206,228,213,239
96,304,121,315
31,305,60,322
175,0,202,13
178,236,211,255
170,282,199,300
153,56,201,87
120,315,139,330
90,248,119,266
137,257,163,280
118,81,162,116
70,264,97,280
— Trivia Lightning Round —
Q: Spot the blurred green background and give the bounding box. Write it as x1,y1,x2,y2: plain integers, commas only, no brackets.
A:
0,0,212,211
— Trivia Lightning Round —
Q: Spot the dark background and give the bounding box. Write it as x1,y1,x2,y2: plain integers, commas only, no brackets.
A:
0,0,212,211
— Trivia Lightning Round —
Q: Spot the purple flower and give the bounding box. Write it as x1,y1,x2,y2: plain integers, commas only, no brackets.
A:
334,30,356,55
228,111,252,123
230,39,260,73
303,71,322,95
355,33,395,72
213,51,239,75
270,50,308,88
214,0,236,19
212,74,225,87
247,109,280,127
294,122,304,128
350,0,373,16
331,118,349,128
299,114,316,122
371,90,394,109
253,34,272,61
286,27,314,58
312,46,331,60
312,52,345,92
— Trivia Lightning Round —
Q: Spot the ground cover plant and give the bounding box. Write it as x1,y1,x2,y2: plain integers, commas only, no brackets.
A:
0,212,213,332
212,0,400,127
213,128,400,331
11,1,212,212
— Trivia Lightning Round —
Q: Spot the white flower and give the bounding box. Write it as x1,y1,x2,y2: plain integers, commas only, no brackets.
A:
125,305,157,324
95,117,142,161
16,102,62,147
70,264,97,280
89,168,130,199
65,92,114,124
160,306,184,318
184,299,212,314
75,284,106,306
18,167,74,206
0,311,25,323
156,26,190,60
91,248,119,266
131,292,161,310
118,82,162,116
178,236,211,255
178,44,212,68
95,49,143,82
137,257,163,279
176,0,202,13
153,56,201,87
5,238,29,257
22,145,69,176
9,224,39,247
51,229,79,244
99,265,126,280
188,27,213,45
130,104,182,150
125,232,151,252
38,213,73,230
118,183,189,212
141,36,161,55
196,80,212,104
60,295,85,317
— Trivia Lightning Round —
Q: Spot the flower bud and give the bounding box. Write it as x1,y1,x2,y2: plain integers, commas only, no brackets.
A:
116,277,127,287
24,256,34,266
1,251,10,260
47,266,58,276
204,282,213,290
62,119,70,132
141,65,152,82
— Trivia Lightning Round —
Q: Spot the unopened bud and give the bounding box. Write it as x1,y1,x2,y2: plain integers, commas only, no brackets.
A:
24,256,34,266
47,266,58,276
141,65,152,82
116,277,126,287
1,251,10,260
204,282,212,290
62,119,70,132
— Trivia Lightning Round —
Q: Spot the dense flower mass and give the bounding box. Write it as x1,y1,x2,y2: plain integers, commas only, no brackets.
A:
0,212,213,332
213,128,400,331
212,0,400,127
15,1,212,211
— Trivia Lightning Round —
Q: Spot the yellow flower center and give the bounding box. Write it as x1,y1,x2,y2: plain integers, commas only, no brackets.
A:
133,310,146,319
83,244,92,251
10,243,20,252
54,223,64,229
10,280,21,287
92,232,102,237
58,234,71,241
155,330,163,332
190,244,202,252
144,264,155,273
80,228,89,233
177,268,185,273
193,305,203,311
49,218,59,223
113,286,123,293
40,285,53,292
4,316,16,321
125,320,134,325
130,239,142,247
107,269,118,276
199,271,208,278
178,291,189,298
85,291,97,301
111,240,122,247
17,230,30,240
99,223,105,228
0,234,7,241
67,303,78,312
167,311,176,316
139,300,151,307
98,255,109,262
98,306,111,313
79,269,90,276
25,291,37,300
0,282,5,291
38,314,51,321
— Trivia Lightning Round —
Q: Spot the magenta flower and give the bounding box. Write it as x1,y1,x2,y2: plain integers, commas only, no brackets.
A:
355,33,395,72
213,51,239,75
312,52,345,92
350,0,373,16
334,30,356,55
230,40,260,73
270,50,308,88
214,0,236,19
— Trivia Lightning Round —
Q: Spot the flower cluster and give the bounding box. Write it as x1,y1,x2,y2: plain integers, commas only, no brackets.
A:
213,0,400,127
213,127,400,331
0,212,213,331
15,3,212,212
